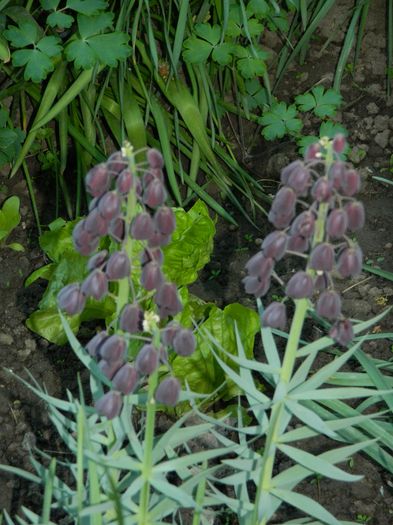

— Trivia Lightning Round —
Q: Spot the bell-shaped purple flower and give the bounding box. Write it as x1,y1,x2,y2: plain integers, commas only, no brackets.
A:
344,201,365,231
173,329,196,356
98,335,126,362
337,246,363,278
112,364,138,395
148,229,171,248
86,331,108,357
332,134,347,154
116,169,134,195
326,209,348,239
108,217,125,242
261,231,288,261
286,271,314,299
107,151,128,177
340,169,360,196
281,160,304,185
57,283,86,315
81,269,108,301
268,209,295,229
305,142,321,161
141,248,163,267
143,179,167,208
119,303,143,333
242,275,270,298
329,318,354,347
87,250,108,271
98,359,124,380
314,272,329,291
261,302,287,330
245,253,274,280
290,210,315,239
85,164,110,198
98,191,121,221
84,208,109,237
311,178,333,202
287,166,311,196
141,261,164,291
135,344,159,375
271,187,297,214
155,377,181,407
316,290,342,321
72,220,100,256
309,243,335,272
106,251,130,281
130,212,155,241
329,161,346,190
155,283,183,318
147,148,164,169
287,234,309,253
154,206,176,235
161,321,182,346
95,391,122,419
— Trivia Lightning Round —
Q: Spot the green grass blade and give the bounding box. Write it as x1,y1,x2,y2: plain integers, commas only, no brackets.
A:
362,263,393,281
41,458,56,524
172,0,189,70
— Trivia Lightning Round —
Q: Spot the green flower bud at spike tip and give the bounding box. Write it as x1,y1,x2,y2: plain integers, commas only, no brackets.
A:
81,269,108,301
345,201,365,231
95,391,123,419
329,318,354,347
316,290,342,321
309,243,335,272
326,209,348,239
173,329,196,356
112,364,138,395
97,191,121,221
106,251,131,281
155,377,181,407
261,302,287,330
130,212,155,240
135,344,159,375
57,283,86,315
85,163,110,197
285,271,314,299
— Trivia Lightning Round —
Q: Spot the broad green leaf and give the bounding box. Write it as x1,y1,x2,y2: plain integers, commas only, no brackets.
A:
66,0,108,15
65,32,130,68
244,78,268,110
47,11,74,29
26,306,81,344
36,35,63,57
4,22,37,47
24,263,55,287
296,86,342,118
77,12,113,38
0,195,21,242
10,33,62,81
212,42,234,65
183,36,212,64
247,0,270,17
39,219,79,261
194,23,221,45
236,47,269,79
41,0,61,8
260,102,302,140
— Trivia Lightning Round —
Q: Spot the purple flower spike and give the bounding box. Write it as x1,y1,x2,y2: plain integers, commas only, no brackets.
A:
287,166,311,196
161,321,182,346
286,271,314,299
287,234,309,253
242,275,271,298
57,283,86,315
337,246,363,278
135,344,159,375
345,202,365,231
112,364,138,395
119,303,143,333
341,169,360,196
309,243,335,272
98,335,126,362
81,269,108,301
154,206,176,235
245,253,274,280
143,179,167,208
280,160,304,185
261,231,288,261
155,283,183,318
106,251,130,281
290,211,315,239
261,302,287,330
326,209,348,239
147,148,164,169
86,331,108,357
173,329,196,356
141,261,164,291
155,377,181,407
130,212,155,240
95,391,122,419
316,290,342,321
329,319,354,347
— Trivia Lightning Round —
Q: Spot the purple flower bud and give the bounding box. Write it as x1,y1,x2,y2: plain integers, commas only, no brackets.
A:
141,261,164,291
95,391,122,419
161,321,182,346
106,251,130,281
99,335,126,362
268,209,295,229
316,290,342,321
155,283,183,318
287,234,309,253
314,272,329,291
143,179,167,208
154,206,176,235
148,229,172,248
329,318,354,346
261,231,288,261
107,151,128,177
242,275,271,297
85,164,110,198
108,217,125,242
344,201,365,231
286,271,314,299
72,220,100,256
86,331,108,357
311,178,333,202
340,169,360,196
141,248,164,267
147,148,164,169
280,160,304,185
155,377,181,407
261,302,287,330
112,364,138,394
87,250,108,271
271,187,297,214
173,329,196,356
119,303,143,333
290,211,315,239
130,212,154,240
143,168,164,187
287,166,311,196
57,283,86,315
80,208,107,239
305,142,321,161
337,246,363,278
332,134,346,154
245,253,274,280
81,269,108,301
98,359,124,380
326,209,348,239
98,191,121,221
309,243,335,272
329,161,346,189
116,169,134,195
135,344,159,375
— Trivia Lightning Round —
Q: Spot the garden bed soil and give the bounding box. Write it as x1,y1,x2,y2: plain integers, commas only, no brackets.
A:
1,0,393,523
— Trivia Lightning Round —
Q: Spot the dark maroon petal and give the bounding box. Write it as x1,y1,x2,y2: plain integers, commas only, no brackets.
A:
95,391,122,419
155,377,180,407
173,329,196,356
147,148,164,169
329,319,354,346
326,209,348,239
141,261,164,291
57,283,86,315
97,191,121,221
116,169,134,195
290,211,315,239
155,283,183,318
261,302,287,330
304,142,321,161
287,166,311,196
340,169,360,196
109,217,125,242
337,246,363,278
85,164,110,198
119,303,143,333
107,151,128,177
332,134,346,154
143,168,164,187
130,212,155,240
112,364,138,395
81,269,108,301
143,179,167,208
86,331,108,357
316,290,342,321
98,359,124,380
344,201,365,231
287,234,309,253
87,250,108,271
285,271,314,299
309,243,335,272
311,178,333,202
161,321,182,346
135,344,159,375
261,231,288,261
242,275,270,297
154,206,176,235
106,251,131,281
329,161,346,189
98,335,126,362
280,160,304,185
271,187,297,214
268,209,295,229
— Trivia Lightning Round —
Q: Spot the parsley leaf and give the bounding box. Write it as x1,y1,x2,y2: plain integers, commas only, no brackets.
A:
47,11,74,29
183,23,234,66
235,46,268,79
259,102,302,140
295,86,342,118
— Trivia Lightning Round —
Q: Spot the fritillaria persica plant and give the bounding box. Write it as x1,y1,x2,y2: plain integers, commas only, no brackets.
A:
57,143,196,418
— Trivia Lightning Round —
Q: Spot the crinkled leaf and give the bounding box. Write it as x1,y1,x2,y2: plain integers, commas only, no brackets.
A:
295,86,342,118
0,196,21,242
66,0,108,15
259,102,302,140
47,11,74,29
26,306,81,345
163,200,215,286
24,263,55,287
39,218,79,261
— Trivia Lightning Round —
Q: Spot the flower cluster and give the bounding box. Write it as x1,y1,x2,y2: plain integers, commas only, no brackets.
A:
57,145,196,418
244,135,365,346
